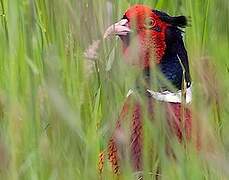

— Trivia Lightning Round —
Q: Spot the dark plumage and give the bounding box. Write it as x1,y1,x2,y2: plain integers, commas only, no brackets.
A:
157,26,191,90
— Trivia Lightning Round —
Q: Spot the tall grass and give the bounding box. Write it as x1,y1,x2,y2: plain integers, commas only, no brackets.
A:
0,0,228,179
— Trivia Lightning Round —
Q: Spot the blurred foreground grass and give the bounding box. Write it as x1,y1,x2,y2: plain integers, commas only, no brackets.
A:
0,0,229,179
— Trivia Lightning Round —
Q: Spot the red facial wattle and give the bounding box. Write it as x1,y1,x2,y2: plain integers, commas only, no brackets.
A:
104,4,169,68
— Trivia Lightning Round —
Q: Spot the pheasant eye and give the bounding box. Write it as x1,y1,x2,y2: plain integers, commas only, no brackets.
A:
144,17,156,29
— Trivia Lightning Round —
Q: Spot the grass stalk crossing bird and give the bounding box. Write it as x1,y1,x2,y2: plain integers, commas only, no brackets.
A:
99,4,195,177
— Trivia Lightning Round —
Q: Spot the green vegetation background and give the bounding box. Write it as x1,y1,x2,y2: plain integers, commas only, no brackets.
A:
0,0,228,179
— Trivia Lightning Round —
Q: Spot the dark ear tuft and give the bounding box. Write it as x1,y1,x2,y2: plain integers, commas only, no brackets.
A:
171,16,188,28
152,10,188,28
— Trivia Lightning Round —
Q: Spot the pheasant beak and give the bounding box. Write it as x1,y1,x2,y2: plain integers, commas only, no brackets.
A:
103,19,131,39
